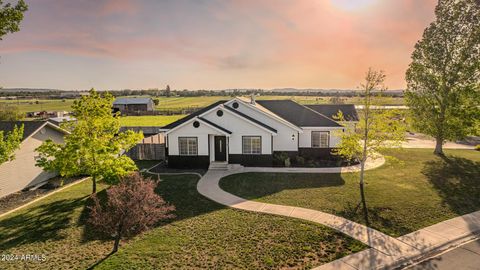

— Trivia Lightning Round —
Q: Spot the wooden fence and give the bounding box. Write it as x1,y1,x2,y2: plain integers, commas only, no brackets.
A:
126,143,165,160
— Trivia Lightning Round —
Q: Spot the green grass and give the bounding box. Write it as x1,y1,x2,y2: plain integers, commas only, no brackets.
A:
0,175,365,270
221,149,480,237
0,99,75,112
118,115,186,127
0,95,404,113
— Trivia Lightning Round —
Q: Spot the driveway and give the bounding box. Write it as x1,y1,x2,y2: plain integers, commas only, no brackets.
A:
408,239,480,270
403,134,475,149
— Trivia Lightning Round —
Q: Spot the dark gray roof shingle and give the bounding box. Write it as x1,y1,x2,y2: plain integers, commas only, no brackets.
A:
113,97,153,105
306,104,359,121
0,121,47,140
256,100,342,127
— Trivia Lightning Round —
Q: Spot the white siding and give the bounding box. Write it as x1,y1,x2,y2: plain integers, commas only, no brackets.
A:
167,121,223,156
225,101,299,152
299,127,344,148
202,109,272,154
0,126,65,198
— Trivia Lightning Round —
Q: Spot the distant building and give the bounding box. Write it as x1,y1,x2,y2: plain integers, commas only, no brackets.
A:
113,97,155,113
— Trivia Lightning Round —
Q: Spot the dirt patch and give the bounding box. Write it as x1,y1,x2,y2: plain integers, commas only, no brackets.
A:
0,177,84,215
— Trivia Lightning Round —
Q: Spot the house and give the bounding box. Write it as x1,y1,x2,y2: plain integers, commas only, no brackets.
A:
306,104,359,130
113,97,155,113
0,121,68,198
162,97,358,168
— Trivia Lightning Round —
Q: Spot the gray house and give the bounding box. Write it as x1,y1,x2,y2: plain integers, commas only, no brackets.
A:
113,97,155,113
0,121,68,198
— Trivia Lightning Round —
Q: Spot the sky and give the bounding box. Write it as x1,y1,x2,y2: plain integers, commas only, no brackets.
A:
0,0,438,91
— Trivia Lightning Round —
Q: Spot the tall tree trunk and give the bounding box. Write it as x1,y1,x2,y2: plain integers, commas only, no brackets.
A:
92,175,97,194
434,137,444,156
359,160,369,226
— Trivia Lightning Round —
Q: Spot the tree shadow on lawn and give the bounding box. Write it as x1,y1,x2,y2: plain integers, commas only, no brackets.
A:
80,174,226,244
422,155,480,216
0,196,89,250
220,172,414,236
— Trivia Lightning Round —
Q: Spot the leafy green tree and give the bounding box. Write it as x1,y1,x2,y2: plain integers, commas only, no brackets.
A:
36,89,143,194
0,0,28,40
405,0,480,155
0,124,23,165
334,68,405,224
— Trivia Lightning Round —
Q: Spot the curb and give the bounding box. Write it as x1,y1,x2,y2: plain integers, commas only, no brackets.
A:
0,177,89,219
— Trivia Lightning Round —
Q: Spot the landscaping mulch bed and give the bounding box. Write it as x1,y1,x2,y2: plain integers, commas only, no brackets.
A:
0,176,84,215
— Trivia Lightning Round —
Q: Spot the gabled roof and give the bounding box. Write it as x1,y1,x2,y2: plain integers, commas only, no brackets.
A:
223,106,277,133
0,121,68,141
227,97,303,132
113,97,153,105
306,104,359,121
198,117,232,134
163,100,227,129
256,100,342,127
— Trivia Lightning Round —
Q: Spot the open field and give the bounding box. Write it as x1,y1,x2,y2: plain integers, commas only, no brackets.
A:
0,174,364,269
221,149,480,237
0,95,405,113
118,115,186,127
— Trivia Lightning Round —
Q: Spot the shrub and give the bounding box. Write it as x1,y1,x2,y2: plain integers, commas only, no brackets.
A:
88,172,175,253
475,145,480,151
273,152,290,167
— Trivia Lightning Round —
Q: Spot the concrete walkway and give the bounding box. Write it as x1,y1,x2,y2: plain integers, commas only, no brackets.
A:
197,157,480,269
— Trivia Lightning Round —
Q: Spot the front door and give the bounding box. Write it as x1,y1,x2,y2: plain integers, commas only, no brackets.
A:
214,136,227,161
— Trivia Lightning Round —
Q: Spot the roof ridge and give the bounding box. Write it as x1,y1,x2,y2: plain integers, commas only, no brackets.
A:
293,101,342,126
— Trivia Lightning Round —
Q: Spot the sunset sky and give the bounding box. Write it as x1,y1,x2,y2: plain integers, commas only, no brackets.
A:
0,0,437,90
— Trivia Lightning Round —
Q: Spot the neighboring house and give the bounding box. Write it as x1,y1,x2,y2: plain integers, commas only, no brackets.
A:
48,116,76,127
0,121,68,198
113,97,155,113
162,97,359,168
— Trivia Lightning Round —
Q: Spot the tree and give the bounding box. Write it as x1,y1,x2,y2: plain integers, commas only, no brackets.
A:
0,105,23,121
0,0,28,40
36,89,143,194
88,172,175,253
405,0,480,155
334,68,405,224
165,84,171,97
0,124,23,165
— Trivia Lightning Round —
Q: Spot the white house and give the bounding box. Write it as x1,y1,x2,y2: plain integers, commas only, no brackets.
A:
0,121,68,198
162,97,358,168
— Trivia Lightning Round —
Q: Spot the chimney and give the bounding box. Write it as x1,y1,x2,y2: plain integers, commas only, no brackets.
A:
250,94,256,105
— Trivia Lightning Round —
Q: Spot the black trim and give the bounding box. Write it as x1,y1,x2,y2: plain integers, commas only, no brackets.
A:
223,106,277,133
163,100,227,129
298,147,337,160
198,117,232,134
178,137,198,156
168,155,209,169
311,131,330,148
229,154,273,167
242,136,262,155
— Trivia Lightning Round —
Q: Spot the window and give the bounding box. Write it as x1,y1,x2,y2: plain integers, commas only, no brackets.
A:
312,131,329,148
242,136,261,154
179,137,198,156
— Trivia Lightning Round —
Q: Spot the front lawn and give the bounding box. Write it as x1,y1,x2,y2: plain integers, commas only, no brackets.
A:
0,175,365,269
118,115,186,127
220,149,480,237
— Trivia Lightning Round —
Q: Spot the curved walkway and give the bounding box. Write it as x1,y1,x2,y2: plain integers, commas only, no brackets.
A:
197,156,416,257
